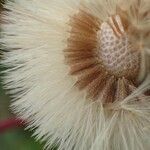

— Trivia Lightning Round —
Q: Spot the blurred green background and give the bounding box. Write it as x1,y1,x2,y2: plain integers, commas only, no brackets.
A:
0,0,44,149
0,77,44,150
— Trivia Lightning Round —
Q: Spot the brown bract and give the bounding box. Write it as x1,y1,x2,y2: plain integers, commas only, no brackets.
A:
64,0,149,104
64,7,148,104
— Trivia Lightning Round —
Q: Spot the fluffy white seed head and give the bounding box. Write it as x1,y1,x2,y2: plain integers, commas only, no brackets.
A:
0,0,150,150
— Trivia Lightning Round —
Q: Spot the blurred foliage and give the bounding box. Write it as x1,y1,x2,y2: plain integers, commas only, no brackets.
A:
0,77,11,120
0,128,44,150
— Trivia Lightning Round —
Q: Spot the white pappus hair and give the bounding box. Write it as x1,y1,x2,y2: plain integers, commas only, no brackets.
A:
0,0,150,150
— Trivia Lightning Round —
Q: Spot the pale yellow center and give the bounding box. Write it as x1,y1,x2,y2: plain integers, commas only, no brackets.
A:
97,16,140,79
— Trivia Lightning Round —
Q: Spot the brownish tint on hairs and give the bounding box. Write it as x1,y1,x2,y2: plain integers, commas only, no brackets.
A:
64,9,147,103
